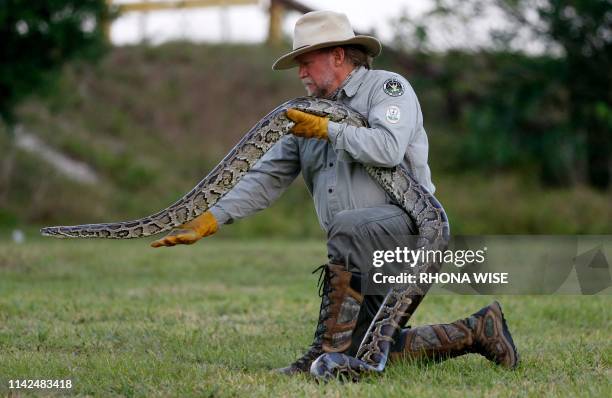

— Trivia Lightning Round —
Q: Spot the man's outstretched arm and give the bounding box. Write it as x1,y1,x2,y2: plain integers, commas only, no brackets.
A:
151,135,301,247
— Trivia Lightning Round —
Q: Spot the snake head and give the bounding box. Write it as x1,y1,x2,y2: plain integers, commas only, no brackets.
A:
310,353,366,383
40,226,67,238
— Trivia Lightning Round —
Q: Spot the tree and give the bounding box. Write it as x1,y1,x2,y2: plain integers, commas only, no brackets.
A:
394,0,612,188
0,0,110,206
0,0,110,128
498,0,611,188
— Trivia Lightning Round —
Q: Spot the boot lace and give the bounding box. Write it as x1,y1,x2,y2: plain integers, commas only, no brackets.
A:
288,264,337,370
313,264,334,300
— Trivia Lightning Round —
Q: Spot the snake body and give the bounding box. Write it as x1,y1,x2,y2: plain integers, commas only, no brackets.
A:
41,97,450,381
41,97,358,238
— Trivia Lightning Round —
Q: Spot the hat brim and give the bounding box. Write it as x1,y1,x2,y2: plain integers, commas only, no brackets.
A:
272,36,382,70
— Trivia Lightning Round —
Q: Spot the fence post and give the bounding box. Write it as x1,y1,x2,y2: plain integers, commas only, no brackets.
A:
267,0,284,47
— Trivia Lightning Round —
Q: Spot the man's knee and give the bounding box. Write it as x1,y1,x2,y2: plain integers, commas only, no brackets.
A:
327,205,413,271
328,209,364,241
327,209,364,269
328,206,414,242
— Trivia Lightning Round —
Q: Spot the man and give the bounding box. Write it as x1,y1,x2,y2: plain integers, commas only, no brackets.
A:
151,11,519,374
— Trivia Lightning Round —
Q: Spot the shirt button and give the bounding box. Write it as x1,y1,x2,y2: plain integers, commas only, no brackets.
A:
329,162,334,167
328,188,333,194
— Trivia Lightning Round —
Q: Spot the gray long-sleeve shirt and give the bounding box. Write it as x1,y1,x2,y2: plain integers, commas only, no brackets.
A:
209,66,435,232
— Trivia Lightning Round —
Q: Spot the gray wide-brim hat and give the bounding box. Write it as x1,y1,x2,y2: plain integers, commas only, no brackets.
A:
272,11,382,70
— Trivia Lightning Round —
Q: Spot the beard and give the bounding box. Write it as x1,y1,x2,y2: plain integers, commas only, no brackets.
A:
301,70,336,98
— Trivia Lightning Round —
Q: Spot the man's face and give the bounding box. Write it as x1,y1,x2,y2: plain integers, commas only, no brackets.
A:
296,49,336,98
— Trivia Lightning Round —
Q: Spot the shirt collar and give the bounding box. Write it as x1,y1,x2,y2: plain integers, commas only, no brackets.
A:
340,66,367,98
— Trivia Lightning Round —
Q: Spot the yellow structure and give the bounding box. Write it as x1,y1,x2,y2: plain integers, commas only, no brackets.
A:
105,0,259,42
104,0,316,45
113,0,257,13
267,0,284,47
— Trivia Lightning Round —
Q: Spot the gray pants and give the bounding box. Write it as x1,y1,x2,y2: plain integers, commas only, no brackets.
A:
326,204,419,356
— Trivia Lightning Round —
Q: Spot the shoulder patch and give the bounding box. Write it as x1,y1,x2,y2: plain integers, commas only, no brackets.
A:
383,78,404,97
385,105,401,124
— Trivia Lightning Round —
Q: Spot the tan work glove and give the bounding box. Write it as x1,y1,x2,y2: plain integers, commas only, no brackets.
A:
150,211,218,247
286,108,329,140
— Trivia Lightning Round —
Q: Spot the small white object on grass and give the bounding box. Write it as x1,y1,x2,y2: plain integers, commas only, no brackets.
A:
12,229,25,244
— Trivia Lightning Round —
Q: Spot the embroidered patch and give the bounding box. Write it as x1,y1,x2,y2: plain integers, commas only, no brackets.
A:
383,78,404,97
386,105,401,124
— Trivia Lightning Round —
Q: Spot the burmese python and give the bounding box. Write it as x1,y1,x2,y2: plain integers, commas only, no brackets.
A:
41,97,450,381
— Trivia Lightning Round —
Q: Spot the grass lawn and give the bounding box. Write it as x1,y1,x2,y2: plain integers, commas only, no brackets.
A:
0,237,610,397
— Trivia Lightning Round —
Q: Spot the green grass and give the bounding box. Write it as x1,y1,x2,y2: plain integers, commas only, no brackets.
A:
0,238,610,397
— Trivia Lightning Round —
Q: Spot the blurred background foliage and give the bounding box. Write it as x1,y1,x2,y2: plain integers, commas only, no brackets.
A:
0,0,110,125
393,0,612,189
0,0,610,237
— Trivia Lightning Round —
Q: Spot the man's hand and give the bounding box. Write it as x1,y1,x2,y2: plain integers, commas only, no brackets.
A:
150,211,218,248
286,108,329,140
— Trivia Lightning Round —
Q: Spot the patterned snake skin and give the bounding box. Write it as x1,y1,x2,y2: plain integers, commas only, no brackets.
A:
40,97,450,381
